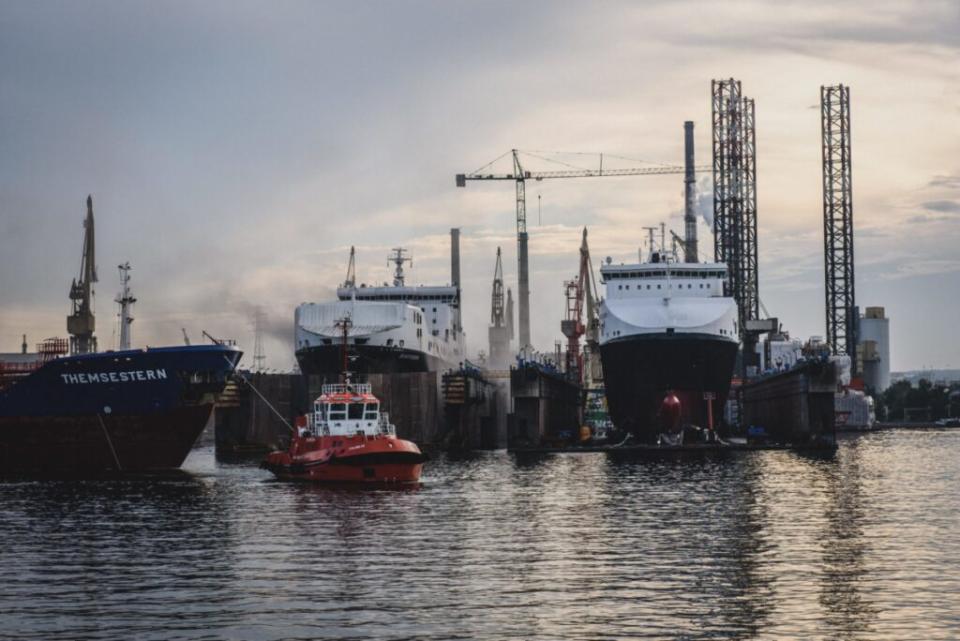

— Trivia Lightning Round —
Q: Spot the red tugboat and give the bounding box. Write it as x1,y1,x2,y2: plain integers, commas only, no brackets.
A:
261,317,426,483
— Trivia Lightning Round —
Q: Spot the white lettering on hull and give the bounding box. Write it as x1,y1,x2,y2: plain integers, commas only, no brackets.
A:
59,369,170,385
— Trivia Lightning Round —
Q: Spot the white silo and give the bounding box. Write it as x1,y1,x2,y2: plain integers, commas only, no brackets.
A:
859,307,890,392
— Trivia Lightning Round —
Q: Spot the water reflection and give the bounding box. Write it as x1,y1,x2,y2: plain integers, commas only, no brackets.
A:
818,438,878,639
2,435,959,640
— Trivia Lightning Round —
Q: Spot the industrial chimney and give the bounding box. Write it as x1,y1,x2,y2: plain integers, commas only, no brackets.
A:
450,228,461,334
683,121,698,263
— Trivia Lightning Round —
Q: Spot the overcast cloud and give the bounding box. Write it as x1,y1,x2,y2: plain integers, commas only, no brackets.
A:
1,0,958,371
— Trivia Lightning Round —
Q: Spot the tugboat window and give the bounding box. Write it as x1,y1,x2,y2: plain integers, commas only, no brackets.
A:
348,403,364,420
328,403,347,420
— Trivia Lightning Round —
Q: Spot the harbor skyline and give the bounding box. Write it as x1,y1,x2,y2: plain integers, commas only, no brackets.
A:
1,1,958,371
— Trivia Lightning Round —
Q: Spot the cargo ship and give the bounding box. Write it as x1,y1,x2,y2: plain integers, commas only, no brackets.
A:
0,196,242,474
295,231,465,377
598,237,739,442
1,342,242,473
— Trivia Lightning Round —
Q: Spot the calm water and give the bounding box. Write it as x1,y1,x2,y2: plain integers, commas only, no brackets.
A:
2,429,959,640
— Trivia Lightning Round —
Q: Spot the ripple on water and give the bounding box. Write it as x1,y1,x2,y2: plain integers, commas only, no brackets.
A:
2,429,960,640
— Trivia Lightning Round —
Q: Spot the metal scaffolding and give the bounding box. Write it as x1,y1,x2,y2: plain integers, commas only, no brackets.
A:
741,97,759,324
712,79,759,336
821,84,856,368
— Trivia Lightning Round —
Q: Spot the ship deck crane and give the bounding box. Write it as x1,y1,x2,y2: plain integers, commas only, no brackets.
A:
456,149,709,353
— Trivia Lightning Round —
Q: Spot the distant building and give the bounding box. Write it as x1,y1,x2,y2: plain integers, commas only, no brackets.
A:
858,306,890,393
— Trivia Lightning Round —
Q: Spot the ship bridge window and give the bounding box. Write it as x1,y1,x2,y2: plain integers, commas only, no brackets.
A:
348,403,364,420
364,403,379,420
322,339,333,345
328,403,347,420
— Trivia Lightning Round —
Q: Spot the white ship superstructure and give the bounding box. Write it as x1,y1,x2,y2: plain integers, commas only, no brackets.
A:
295,247,465,376
600,258,738,344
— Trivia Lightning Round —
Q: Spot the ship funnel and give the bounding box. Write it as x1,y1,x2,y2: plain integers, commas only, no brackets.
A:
683,121,698,263
451,228,461,333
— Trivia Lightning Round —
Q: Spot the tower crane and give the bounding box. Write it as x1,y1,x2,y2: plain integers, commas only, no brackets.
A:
456,149,709,353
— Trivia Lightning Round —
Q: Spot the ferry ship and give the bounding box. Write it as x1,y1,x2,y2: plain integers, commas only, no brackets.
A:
295,241,465,377
598,238,738,441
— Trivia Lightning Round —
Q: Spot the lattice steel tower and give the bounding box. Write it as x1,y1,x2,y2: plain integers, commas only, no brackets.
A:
821,84,856,368
712,79,759,336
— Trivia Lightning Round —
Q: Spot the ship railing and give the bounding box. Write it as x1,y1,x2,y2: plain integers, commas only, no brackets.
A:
378,412,396,436
321,382,373,395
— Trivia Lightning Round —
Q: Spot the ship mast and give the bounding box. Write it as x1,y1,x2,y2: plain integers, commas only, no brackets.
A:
344,246,356,288
335,316,353,384
115,262,136,350
67,196,98,355
388,248,411,287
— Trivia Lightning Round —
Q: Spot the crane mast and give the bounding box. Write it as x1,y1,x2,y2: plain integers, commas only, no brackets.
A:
67,195,98,355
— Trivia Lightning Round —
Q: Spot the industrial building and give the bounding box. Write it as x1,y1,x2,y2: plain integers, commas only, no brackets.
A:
858,306,891,393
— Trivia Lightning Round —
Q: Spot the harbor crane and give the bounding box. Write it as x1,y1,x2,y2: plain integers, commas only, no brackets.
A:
67,196,98,355
456,148,709,353
561,227,600,386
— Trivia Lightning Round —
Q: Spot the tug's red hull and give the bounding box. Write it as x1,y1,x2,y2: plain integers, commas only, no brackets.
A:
261,433,425,483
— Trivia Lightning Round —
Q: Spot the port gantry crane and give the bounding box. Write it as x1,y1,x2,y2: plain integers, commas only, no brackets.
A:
561,228,601,387
456,149,710,353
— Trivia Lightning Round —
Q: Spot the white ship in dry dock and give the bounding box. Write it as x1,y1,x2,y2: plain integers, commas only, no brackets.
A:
295,237,465,378
599,238,739,441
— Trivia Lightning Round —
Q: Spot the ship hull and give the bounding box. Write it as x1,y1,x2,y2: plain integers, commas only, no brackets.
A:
599,332,738,442
0,344,241,474
262,434,426,484
0,405,214,474
296,344,448,376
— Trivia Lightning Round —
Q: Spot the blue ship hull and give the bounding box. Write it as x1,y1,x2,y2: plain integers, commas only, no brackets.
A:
0,344,242,473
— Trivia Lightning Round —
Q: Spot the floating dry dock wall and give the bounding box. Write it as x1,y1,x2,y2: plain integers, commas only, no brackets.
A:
508,363,582,448
739,360,837,443
440,368,505,449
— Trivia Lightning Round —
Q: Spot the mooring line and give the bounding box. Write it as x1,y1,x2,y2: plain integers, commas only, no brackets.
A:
225,356,294,433
96,413,123,472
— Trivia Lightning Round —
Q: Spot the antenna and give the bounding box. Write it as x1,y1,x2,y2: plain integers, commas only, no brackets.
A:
334,315,353,384
252,307,266,371
642,226,657,261
115,262,136,350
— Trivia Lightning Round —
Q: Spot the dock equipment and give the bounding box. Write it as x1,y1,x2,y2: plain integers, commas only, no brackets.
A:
67,196,98,355
821,84,857,374
488,248,513,369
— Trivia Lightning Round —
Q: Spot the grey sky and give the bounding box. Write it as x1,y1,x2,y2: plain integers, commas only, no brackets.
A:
1,1,958,371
